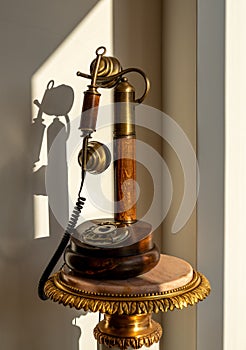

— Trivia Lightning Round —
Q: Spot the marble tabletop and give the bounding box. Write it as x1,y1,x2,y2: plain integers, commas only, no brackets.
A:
60,254,194,295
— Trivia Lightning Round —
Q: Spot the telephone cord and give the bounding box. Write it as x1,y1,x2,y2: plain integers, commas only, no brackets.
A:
38,169,86,300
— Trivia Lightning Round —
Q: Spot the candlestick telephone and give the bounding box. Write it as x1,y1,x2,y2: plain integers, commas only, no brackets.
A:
38,47,160,301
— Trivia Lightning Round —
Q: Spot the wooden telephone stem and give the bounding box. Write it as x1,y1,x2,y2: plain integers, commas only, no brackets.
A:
114,77,136,223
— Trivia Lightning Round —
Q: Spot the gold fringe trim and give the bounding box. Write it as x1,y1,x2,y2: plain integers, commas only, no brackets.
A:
44,270,211,315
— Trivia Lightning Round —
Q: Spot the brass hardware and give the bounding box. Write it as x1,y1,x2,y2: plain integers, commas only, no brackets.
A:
114,77,136,137
94,314,162,350
91,47,107,87
78,141,111,174
90,54,122,88
77,67,150,104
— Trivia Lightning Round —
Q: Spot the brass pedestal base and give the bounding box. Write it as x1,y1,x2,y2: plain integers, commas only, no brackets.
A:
94,314,162,349
44,255,210,349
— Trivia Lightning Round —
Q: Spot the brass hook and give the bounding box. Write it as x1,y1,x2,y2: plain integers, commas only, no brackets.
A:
77,68,150,104
90,46,106,88
95,46,106,56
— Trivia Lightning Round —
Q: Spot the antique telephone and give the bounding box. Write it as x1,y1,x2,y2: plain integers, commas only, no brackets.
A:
38,47,160,300
38,47,210,350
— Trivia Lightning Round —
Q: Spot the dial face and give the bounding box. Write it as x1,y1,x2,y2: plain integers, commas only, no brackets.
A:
73,219,152,249
80,222,130,247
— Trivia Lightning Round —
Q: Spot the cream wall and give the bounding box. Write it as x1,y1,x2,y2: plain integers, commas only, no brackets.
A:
197,1,225,349
224,0,246,349
161,1,197,349
0,1,225,350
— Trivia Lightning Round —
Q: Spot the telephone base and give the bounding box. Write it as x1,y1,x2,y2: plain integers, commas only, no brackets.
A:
64,219,160,279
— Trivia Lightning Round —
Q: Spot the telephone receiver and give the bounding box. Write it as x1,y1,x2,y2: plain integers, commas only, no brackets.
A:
38,47,160,300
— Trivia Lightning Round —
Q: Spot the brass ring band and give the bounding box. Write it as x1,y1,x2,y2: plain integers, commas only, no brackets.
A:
94,315,162,350
44,270,210,314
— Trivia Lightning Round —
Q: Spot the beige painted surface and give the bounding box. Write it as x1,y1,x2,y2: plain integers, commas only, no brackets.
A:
161,1,197,350
197,1,225,349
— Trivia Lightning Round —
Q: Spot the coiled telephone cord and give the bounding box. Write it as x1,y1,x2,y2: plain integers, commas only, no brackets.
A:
38,170,86,300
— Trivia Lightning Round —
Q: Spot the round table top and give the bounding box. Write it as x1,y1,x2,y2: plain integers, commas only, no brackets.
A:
60,254,193,295
45,254,210,314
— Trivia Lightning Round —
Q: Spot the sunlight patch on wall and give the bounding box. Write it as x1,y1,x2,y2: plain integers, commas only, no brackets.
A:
32,0,113,240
